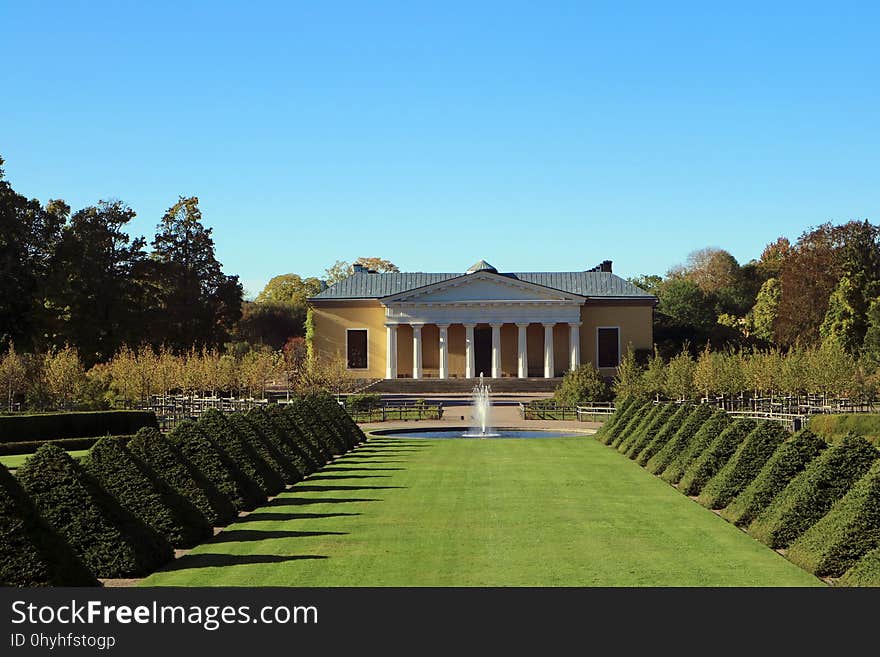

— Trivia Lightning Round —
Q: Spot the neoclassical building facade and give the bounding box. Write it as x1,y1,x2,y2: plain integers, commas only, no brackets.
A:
308,260,656,380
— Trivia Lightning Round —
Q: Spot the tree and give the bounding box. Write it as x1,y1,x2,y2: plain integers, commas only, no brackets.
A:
757,237,792,279
324,257,399,285
233,302,305,349
354,257,399,273
627,274,662,296
664,350,696,401
613,346,644,400
255,274,323,307
149,197,243,348
554,363,610,405
750,278,781,342
43,345,86,409
657,278,716,331
683,248,741,294
0,343,27,411
641,350,667,399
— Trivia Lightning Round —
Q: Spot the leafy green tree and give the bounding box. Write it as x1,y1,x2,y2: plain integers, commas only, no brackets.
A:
234,301,305,349
663,350,696,400
750,278,781,342
612,346,644,400
554,363,610,405
255,274,323,307
0,343,27,411
324,257,399,285
641,350,667,399
627,274,662,296
149,197,243,349
657,278,716,330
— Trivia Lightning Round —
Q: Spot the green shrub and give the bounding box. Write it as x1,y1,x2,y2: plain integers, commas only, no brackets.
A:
635,404,695,466
0,434,130,456
303,394,351,453
748,434,879,549
286,401,333,462
308,394,357,451
252,407,314,476
16,444,172,577
809,414,880,445
270,406,325,470
0,411,157,444
721,430,827,527
661,411,732,485
614,403,665,451
645,404,714,475
602,400,649,446
346,393,381,412
838,546,880,586
236,411,305,485
595,397,635,441
82,437,212,548
128,428,236,527
322,393,367,446
786,460,880,576
678,419,757,496
0,463,97,586
622,404,677,458
553,363,611,405
697,422,788,509
197,410,284,496
170,421,265,512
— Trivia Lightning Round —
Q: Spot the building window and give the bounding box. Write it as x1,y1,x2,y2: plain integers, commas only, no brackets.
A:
347,329,368,369
597,327,620,368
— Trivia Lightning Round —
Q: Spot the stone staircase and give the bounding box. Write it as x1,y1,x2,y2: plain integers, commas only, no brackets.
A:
365,377,563,394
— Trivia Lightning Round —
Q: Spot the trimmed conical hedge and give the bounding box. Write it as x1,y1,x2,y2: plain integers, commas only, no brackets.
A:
697,421,789,509
16,444,172,578
286,402,333,462
786,460,880,577
635,404,695,466
237,411,305,484
748,434,879,549
595,397,635,442
838,546,880,586
621,404,676,456
128,427,236,527
646,404,714,475
0,463,97,586
82,437,212,548
170,421,265,512
611,402,658,449
268,406,324,472
721,430,826,527
599,399,646,446
678,419,757,496
661,410,732,485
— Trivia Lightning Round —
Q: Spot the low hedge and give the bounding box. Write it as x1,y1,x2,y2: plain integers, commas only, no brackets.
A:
838,546,880,586
16,444,172,578
0,463,97,586
0,434,131,456
599,399,645,446
82,437,212,548
678,419,757,497
748,434,879,549
170,421,265,512
635,404,695,466
0,411,157,444
246,409,310,480
269,406,324,471
646,404,715,475
617,404,670,454
197,410,284,497
661,411,732,485
594,397,633,441
721,430,827,527
303,395,350,454
322,393,367,446
285,402,333,463
128,428,237,527
697,421,788,509
226,412,293,487
786,460,880,577
232,412,303,485
809,414,880,445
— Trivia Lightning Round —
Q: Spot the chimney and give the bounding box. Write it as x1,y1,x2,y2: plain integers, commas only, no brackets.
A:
352,263,366,273
600,260,612,273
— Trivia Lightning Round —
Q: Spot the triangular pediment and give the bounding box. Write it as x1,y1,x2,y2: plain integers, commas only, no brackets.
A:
381,272,585,304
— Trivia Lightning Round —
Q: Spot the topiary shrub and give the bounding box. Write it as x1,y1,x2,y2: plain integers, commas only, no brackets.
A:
225,413,294,490
0,411,157,444
128,427,236,527
645,404,714,475
285,401,333,462
622,404,677,458
661,410,732,485
197,410,284,497
595,397,635,442
303,394,351,453
0,434,131,456
0,463,97,586
786,460,880,577
696,421,789,509
614,403,665,451
250,408,313,477
170,421,266,512
635,404,696,466
16,444,172,578
82,437,212,548
838,546,880,586
327,393,368,445
604,401,651,447
748,434,879,549
678,419,757,497
721,430,827,527
598,398,642,445
269,405,324,470
309,394,359,450
236,411,305,485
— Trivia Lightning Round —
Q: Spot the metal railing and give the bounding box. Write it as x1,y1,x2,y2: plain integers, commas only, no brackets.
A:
520,401,615,421
345,401,444,423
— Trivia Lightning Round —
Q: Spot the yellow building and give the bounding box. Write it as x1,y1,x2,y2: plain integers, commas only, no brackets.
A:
308,260,656,381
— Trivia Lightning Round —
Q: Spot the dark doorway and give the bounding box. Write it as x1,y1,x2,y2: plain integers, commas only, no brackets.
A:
474,326,492,377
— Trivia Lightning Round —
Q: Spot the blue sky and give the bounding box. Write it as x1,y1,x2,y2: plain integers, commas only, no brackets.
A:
2,1,878,297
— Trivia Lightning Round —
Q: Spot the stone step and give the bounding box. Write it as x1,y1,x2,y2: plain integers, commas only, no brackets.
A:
365,377,563,394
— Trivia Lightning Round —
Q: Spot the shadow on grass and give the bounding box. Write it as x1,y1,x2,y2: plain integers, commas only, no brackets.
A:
291,484,404,493
306,474,391,481
208,529,348,543
235,511,361,523
331,459,406,465
161,553,328,571
264,497,382,507
321,466,405,472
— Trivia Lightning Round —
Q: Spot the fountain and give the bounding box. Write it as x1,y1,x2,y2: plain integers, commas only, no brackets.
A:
462,374,499,437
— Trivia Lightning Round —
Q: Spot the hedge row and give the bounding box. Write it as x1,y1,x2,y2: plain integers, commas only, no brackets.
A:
679,419,757,497
635,404,695,467
2,395,366,585
747,434,879,549
0,411,157,444
697,422,788,510
646,404,715,475
619,404,676,456
839,546,880,586
721,431,827,527
595,397,637,443
0,435,131,457
661,411,732,485
809,414,880,446
609,402,656,449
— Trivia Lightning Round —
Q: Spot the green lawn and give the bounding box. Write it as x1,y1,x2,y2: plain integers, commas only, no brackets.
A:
141,435,821,586
0,449,88,470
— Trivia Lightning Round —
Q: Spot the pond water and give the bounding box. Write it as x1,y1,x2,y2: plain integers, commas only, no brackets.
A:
374,429,585,439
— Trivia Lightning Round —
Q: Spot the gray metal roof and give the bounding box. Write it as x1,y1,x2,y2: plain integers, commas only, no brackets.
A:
311,270,655,300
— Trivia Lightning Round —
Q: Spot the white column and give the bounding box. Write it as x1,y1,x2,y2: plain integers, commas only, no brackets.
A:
569,322,581,372
491,323,502,378
543,323,555,378
412,323,423,379
438,324,449,380
385,324,398,379
516,323,529,379
464,324,476,379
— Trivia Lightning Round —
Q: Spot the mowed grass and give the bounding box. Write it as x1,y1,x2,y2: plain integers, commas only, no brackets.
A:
141,436,821,586
0,449,89,471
